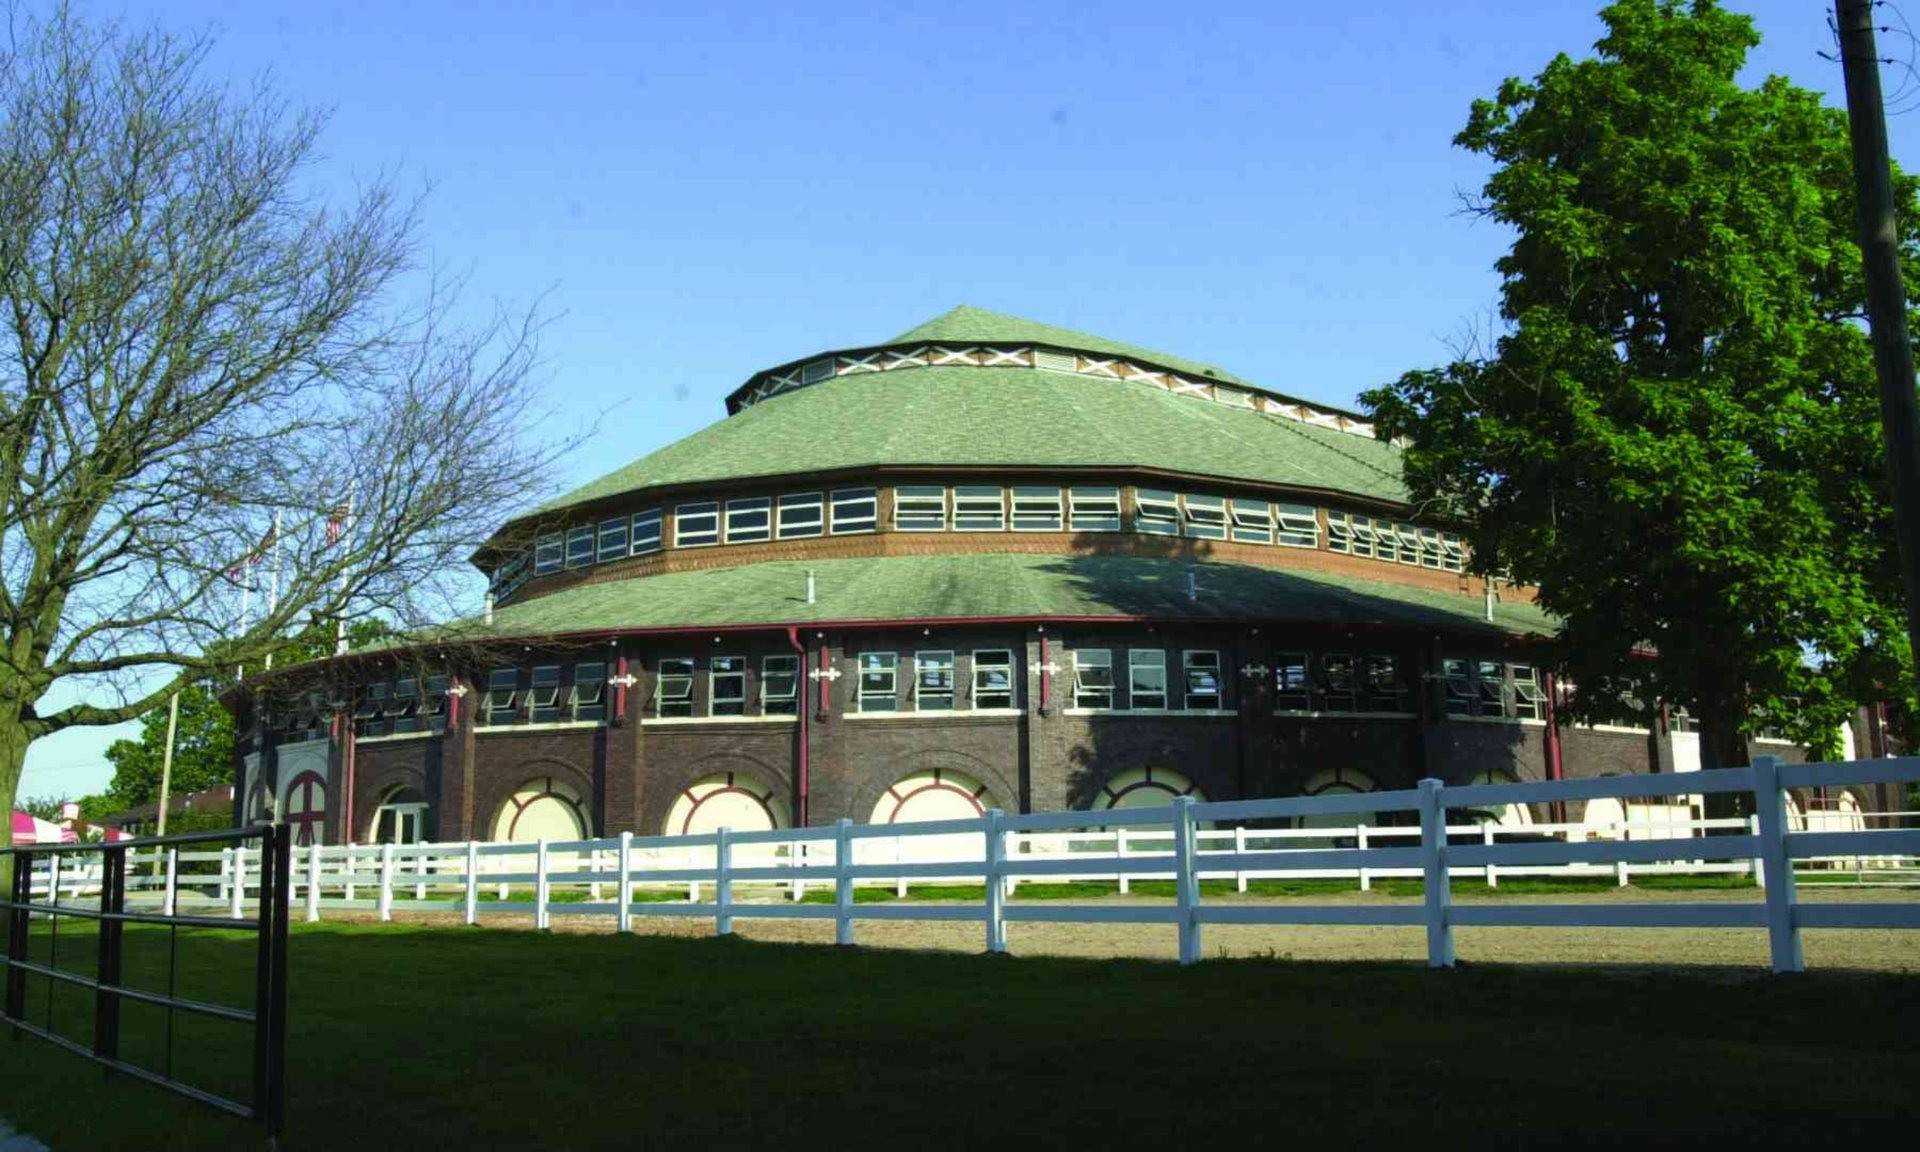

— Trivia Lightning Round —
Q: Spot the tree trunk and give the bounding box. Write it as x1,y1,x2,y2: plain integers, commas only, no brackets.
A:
0,708,33,899
1696,666,1753,818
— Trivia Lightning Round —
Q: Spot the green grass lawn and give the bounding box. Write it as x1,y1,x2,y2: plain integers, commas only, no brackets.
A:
1,920,1917,1150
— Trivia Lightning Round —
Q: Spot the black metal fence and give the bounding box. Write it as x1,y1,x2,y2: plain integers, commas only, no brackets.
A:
2,823,290,1146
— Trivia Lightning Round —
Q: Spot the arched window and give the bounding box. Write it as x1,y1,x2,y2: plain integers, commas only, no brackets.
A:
663,773,790,837
1295,767,1378,831
868,768,999,866
371,786,430,845
491,777,588,843
1463,766,1533,829
1093,766,1207,811
283,771,328,846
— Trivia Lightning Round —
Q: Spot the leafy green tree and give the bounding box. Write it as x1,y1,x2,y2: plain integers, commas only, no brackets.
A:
15,795,69,820
1362,0,1916,770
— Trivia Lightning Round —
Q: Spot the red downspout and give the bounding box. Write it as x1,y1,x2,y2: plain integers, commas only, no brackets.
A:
788,626,810,827
1039,634,1053,713
613,651,629,724
1542,670,1566,825
339,705,358,845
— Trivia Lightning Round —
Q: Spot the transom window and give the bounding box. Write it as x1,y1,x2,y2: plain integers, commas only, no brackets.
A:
1011,487,1063,531
390,678,419,733
952,487,1005,532
973,649,1014,708
564,526,594,569
534,533,563,575
355,682,386,736
711,657,747,716
1135,490,1180,536
1274,652,1311,710
1069,487,1122,532
528,665,563,722
1276,504,1320,548
1183,651,1222,710
572,662,607,722
1512,665,1546,721
1181,495,1227,541
1229,499,1273,544
630,508,663,555
656,658,696,717
674,502,719,548
1072,649,1113,709
490,552,530,604
914,650,956,710
858,652,899,712
777,492,823,539
762,655,800,714
597,517,628,563
895,487,947,532
831,488,877,534
485,669,518,724
724,497,772,544
1128,649,1168,710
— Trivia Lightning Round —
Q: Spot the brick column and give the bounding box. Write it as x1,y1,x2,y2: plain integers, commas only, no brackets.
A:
434,671,478,840
601,642,644,834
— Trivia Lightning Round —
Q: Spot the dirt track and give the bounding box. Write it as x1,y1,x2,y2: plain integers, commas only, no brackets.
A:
340,886,1920,972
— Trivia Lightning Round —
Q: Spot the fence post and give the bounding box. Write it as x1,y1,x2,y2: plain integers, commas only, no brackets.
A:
229,844,246,920
305,840,321,923
1234,825,1248,894
589,849,603,904
1357,825,1371,892
984,809,1007,954
464,841,480,925
715,827,734,936
344,847,356,903
535,838,551,931
163,847,178,917
791,841,805,902
894,836,908,899
377,842,395,922
1417,778,1455,968
1172,796,1201,965
834,818,854,947
1751,756,1804,973
1482,823,1498,888
1749,813,1765,888
617,831,633,933
415,847,428,901
1116,827,1130,895
218,847,231,904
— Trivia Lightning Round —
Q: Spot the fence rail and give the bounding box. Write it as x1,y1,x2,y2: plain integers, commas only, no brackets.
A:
26,755,1920,974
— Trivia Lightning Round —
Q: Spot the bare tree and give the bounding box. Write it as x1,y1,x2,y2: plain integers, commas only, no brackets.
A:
0,5,568,838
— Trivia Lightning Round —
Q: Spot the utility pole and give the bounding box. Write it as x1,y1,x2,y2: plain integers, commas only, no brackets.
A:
1835,0,1920,704
155,692,180,838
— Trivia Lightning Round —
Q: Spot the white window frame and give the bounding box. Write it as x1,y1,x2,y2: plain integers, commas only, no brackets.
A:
776,492,824,540
1320,653,1359,713
597,517,629,563
830,488,878,534
528,665,563,721
972,649,1014,709
1128,649,1168,710
1182,650,1222,710
1442,657,1476,717
1394,523,1424,566
1363,654,1406,712
894,486,948,532
1011,486,1063,532
1069,487,1122,532
858,651,899,712
564,526,594,569
534,533,563,575
1418,527,1445,570
1181,495,1228,541
656,658,696,717
710,656,748,716
724,497,772,544
1274,652,1312,710
491,551,530,604
1276,503,1320,549
674,502,719,548
914,650,956,711
951,487,1005,532
484,668,518,724
1072,649,1114,710
761,655,800,714
630,508,663,555
1512,665,1546,721
1440,532,1466,573
1229,499,1273,545
571,662,607,722
1134,489,1181,536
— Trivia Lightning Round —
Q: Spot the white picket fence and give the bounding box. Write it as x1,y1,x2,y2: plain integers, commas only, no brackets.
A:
23,755,1920,972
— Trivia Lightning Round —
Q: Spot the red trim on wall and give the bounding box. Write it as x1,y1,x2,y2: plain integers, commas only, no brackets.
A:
614,651,630,723
787,626,810,827
1039,634,1053,713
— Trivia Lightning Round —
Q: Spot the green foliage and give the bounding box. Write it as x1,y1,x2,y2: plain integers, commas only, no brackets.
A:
15,795,69,820
1362,0,1917,764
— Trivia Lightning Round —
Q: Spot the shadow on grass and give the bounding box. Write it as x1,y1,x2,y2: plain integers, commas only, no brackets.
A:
2,921,1917,1150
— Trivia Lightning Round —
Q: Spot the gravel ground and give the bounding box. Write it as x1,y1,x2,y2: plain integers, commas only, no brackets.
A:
339,886,1920,972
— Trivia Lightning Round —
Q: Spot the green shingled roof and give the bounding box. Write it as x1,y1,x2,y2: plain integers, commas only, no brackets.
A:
446,554,1551,640
531,365,1406,519
889,305,1258,390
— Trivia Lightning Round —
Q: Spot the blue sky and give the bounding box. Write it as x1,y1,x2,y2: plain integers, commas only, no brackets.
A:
21,0,1919,799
